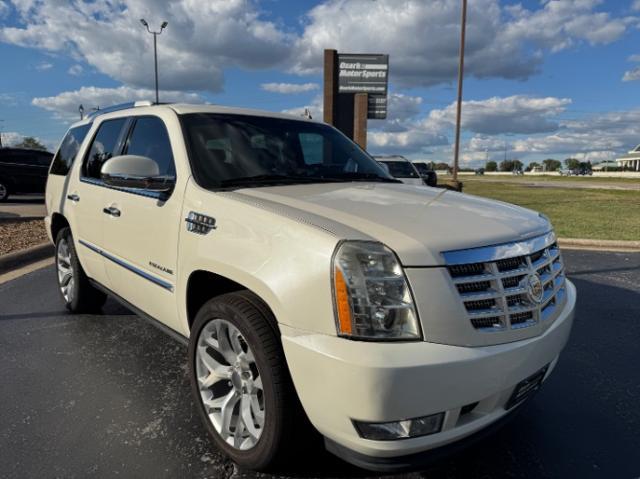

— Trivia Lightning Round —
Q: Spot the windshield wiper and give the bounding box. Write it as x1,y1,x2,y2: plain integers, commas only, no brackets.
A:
219,172,400,188
219,174,340,187
323,172,401,183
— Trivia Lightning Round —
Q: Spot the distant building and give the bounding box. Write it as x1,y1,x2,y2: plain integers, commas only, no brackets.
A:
592,161,621,171
616,145,640,171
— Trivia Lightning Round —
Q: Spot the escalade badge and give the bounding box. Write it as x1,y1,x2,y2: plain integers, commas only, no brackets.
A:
524,273,544,304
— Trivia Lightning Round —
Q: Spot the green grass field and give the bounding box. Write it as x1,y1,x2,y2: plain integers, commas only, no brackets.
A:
461,180,640,241
461,174,640,185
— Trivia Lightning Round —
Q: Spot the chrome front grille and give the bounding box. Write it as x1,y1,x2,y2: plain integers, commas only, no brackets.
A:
443,232,567,333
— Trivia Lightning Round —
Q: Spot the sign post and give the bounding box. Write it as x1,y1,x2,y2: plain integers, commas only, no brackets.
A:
323,50,389,149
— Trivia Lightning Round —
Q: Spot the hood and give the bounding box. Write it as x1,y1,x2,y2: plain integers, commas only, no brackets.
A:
231,183,550,266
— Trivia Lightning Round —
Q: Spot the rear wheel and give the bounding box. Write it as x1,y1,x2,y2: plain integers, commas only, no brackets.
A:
0,181,9,202
55,227,107,313
189,292,299,470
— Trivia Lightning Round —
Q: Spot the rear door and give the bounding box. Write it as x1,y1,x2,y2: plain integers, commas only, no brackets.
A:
100,115,184,332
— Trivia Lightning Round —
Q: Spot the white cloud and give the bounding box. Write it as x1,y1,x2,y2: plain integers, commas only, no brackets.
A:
633,0,640,12
514,110,640,154
35,61,53,71
291,0,635,87
426,95,571,135
1,0,635,92
1,0,293,92
261,82,319,94
366,95,571,156
623,67,640,81
0,92,17,106
67,64,83,76
1,131,25,146
32,86,203,118
0,131,52,150
0,1,9,18
281,95,324,119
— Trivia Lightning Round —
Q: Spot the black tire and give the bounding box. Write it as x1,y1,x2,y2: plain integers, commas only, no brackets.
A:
188,291,301,471
55,227,107,313
0,180,10,202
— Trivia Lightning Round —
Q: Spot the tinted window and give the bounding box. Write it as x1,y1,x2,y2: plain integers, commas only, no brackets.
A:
36,153,52,167
181,113,391,188
381,161,419,178
7,150,35,165
124,116,175,177
83,118,127,179
413,163,431,175
50,124,91,176
298,133,324,165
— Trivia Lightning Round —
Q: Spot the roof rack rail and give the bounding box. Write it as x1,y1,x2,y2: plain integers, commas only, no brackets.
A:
86,100,154,119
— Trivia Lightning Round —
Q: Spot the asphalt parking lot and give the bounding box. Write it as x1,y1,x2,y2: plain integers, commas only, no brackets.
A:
0,249,639,478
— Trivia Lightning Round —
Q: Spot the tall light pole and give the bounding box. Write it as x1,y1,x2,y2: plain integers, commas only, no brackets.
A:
140,19,168,104
452,0,467,184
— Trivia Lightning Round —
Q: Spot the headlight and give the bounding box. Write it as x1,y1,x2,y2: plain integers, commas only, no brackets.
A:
332,241,421,340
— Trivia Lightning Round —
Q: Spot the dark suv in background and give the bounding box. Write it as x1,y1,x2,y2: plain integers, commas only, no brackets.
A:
0,148,53,201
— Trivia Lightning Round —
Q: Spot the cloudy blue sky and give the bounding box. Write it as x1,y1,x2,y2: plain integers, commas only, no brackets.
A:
1,0,640,166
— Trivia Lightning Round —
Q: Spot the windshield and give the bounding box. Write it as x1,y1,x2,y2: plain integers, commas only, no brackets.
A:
380,160,419,178
180,113,395,188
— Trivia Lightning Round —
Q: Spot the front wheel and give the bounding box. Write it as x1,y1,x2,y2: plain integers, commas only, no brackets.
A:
55,227,107,313
188,292,299,470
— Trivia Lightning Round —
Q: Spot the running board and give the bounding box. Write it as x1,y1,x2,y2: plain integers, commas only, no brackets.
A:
89,279,189,347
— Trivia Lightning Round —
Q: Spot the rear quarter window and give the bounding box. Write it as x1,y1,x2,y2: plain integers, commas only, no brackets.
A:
50,124,91,176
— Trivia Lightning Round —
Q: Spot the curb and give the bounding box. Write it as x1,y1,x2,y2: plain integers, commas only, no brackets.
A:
558,238,640,252
0,242,54,274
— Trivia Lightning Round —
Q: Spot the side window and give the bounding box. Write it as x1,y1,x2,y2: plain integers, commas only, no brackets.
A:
50,124,91,176
82,118,127,179
37,154,52,167
124,117,175,178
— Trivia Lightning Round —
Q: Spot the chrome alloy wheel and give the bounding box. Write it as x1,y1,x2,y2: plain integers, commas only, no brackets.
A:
56,237,74,303
196,319,265,450
0,183,7,200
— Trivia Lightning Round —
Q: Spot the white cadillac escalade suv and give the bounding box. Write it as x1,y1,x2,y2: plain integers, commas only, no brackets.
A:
45,102,576,472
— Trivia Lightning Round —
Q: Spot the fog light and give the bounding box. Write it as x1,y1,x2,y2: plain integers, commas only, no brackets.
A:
354,412,445,441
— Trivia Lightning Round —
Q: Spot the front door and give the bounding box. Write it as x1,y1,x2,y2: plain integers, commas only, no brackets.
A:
100,115,183,333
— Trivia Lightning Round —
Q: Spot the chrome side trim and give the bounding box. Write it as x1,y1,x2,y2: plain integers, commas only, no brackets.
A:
441,231,556,265
78,239,174,292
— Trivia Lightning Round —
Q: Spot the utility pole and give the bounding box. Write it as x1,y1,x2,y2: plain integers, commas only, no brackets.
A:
140,19,168,104
452,0,467,186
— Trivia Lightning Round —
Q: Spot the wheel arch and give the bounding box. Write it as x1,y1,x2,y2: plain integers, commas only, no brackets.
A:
185,269,281,336
50,213,70,242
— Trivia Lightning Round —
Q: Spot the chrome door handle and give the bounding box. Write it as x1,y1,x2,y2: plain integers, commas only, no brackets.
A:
102,206,121,217
67,194,80,202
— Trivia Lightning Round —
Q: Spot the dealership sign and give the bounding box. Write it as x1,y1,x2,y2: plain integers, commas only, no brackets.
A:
337,53,389,119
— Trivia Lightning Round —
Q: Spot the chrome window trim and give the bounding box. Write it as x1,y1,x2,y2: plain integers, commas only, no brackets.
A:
79,239,174,292
441,231,556,265
80,177,170,201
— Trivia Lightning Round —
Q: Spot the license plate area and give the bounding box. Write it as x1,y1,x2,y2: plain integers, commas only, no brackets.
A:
506,365,549,410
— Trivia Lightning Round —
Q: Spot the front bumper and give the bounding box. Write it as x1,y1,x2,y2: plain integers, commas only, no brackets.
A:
281,280,576,469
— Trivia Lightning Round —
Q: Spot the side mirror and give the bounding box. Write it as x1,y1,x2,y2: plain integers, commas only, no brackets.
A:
100,155,174,192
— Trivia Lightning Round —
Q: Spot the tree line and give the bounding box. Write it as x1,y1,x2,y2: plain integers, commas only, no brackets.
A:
483,158,591,172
